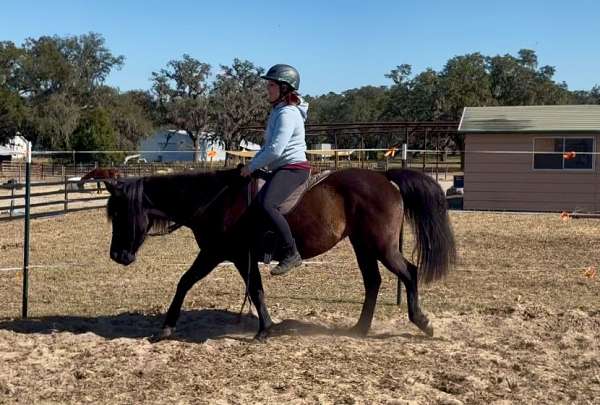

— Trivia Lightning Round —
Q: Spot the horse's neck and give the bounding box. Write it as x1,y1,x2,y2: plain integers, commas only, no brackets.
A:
144,173,228,222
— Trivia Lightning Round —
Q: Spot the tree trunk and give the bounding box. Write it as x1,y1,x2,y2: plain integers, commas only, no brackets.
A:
192,134,201,162
223,139,234,167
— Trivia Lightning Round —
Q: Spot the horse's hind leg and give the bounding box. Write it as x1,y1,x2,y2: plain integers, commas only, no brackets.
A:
380,251,433,337
349,236,381,336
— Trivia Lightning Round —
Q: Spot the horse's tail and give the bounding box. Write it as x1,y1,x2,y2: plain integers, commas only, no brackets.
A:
385,169,456,283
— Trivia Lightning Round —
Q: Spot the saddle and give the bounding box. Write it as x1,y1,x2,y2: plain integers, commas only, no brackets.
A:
225,169,333,264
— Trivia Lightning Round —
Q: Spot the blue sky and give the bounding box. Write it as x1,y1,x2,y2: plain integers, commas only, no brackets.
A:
1,0,599,96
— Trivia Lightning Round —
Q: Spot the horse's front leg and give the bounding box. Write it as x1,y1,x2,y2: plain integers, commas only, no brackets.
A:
233,254,273,341
151,249,222,341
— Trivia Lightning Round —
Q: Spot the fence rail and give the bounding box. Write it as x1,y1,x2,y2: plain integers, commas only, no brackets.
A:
0,178,110,222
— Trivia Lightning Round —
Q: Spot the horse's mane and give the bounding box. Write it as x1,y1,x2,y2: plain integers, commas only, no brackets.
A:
106,168,241,235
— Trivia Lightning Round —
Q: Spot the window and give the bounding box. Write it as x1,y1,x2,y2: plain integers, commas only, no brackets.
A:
533,137,594,170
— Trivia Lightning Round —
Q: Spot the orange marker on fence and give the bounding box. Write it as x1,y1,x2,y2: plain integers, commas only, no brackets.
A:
384,147,397,158
560,211,571,221
563,151,577,160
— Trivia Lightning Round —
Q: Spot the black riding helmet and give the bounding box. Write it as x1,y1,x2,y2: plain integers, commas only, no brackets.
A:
261,64,300,91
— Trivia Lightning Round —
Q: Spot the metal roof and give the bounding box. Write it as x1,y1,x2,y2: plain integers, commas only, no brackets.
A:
458,105,600,133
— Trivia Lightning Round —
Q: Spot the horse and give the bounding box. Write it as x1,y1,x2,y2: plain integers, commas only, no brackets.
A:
104,167,456,341
78,167,121,193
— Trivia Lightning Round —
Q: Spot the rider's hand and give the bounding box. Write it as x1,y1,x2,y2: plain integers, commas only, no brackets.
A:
240,165,252,177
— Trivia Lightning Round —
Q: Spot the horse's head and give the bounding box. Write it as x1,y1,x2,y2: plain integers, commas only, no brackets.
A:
105,179,150,266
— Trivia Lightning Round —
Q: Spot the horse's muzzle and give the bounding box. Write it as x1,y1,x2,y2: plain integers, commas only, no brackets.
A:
110,250,136,266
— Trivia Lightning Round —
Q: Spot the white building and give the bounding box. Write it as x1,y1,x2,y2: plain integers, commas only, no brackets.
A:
138,130,224,162
138,130,261,162
0,134,28,161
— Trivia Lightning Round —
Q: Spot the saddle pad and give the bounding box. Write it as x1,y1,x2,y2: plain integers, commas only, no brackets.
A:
253,170,333,215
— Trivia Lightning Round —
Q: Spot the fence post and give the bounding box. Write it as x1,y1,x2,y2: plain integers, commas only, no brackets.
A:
22,141,32,318
64,170,69,214
334,150,339,170
9,185,15,217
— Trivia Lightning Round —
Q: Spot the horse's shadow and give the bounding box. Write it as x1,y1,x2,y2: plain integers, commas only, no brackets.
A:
0,309,427,343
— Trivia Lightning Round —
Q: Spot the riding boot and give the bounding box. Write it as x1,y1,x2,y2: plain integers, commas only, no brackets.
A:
270,241,302,276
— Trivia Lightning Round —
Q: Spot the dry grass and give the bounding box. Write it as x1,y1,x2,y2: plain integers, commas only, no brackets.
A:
0,210,599,404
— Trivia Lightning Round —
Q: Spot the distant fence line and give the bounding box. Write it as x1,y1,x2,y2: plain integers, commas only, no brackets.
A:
0,148,464,223
0,178,111,222
1,150,462,182
0,161,229,182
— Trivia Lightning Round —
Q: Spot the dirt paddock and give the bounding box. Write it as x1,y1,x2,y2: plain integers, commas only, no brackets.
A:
0,209,599,404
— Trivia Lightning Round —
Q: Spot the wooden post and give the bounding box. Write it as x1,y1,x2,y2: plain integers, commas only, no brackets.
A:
9,186,15,217
334,150,339,170
360,135,365,169
436,133,440,182
422,129,428,172
63,168,69,214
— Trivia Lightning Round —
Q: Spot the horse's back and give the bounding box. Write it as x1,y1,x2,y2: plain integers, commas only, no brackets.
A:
288,169,401,258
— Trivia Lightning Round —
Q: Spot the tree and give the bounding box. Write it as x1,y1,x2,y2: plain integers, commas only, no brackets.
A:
0,88,26,144
210,58,269,155
488,49,572,106
17,33,123,102
438,53,495,165
94,86,154,149
4,33,124,149
384,64,412,86
30,92,80,149
305,92,345,123
382,64,413,120
0,41,23,92
151,54,211,161
440,53,495,119
0,42,26,144
71,107,117,162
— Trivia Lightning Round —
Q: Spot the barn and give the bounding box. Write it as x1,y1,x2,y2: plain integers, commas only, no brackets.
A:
459,105,600,212
0,134,28,161
138,130,226,162
138,130,261,162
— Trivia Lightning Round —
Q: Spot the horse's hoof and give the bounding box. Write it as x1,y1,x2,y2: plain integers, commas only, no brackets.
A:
347,325,369,337
148,326,175,343
254,329,270,342
419,321,434,337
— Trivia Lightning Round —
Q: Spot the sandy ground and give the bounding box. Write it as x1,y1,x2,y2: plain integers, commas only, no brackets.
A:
0,210,599,404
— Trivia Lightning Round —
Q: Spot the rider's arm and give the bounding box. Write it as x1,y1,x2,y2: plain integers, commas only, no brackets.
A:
248,108,296,172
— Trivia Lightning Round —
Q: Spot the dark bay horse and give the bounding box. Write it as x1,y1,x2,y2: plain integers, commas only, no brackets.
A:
104,167,456,341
